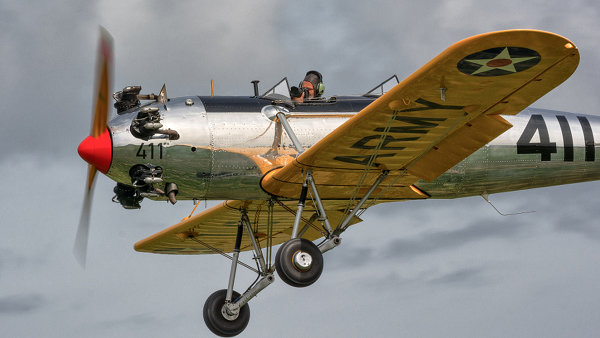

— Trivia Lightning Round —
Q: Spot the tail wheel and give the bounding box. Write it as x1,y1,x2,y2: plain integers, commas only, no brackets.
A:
203,290,250,337
275,238,323,287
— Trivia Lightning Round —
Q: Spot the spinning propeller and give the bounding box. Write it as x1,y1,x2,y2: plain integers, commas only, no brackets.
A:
74,27,114,267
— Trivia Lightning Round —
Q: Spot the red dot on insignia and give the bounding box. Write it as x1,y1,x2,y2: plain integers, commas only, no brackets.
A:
487,59,512,67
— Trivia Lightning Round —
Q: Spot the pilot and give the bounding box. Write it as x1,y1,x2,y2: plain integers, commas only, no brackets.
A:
291,70,325,103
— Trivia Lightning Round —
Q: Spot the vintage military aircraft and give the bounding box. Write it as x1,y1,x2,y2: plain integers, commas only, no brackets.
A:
76,28,597,336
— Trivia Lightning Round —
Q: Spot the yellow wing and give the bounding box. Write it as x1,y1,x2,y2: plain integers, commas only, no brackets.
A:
261,30,579,199
134,200,363,254
135,30,578,255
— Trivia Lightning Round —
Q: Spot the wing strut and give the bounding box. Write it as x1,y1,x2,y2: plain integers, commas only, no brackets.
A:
274,107,340,250
307,171,335,237
271,104,392,252
241,211,268,273
274,109,305,154
335,170,389,234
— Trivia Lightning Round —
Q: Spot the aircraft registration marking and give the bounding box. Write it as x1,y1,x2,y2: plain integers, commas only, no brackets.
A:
136,142,164,160
517,114,595,161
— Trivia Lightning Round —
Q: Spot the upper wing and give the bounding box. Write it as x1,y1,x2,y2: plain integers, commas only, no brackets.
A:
134,200,363,254
261,30,579,199
135,30,579,255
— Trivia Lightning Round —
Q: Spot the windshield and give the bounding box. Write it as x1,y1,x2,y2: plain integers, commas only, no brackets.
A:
363,75,399,97
261,77,291,100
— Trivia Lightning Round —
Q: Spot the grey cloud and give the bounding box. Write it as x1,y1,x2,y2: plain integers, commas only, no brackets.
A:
508,182,600,240
0,294,44,314
325,246,375,271
427,267,487,287
326,218,526,272
363,265,490,290
1,1,98,157
96,313,158,329
368,271,407,289
0,248,40,278
383,219,526,259
554,215,600,241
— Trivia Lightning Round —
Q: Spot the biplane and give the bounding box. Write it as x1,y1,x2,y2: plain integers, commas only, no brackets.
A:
76,28,597,336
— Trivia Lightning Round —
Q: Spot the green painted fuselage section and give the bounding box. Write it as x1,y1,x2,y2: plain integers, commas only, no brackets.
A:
419,108,600,198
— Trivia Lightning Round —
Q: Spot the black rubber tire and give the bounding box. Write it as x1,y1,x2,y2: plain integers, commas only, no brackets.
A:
203,289,250,337
275,238,323,287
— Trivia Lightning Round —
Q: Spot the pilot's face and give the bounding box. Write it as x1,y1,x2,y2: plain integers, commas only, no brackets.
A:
301,81,315,98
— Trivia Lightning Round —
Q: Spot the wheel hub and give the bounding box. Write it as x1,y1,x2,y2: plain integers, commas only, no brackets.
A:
221,303,240,321
292,250,313,271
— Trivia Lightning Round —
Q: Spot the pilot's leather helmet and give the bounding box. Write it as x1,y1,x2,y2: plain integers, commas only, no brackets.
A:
303,70,325,97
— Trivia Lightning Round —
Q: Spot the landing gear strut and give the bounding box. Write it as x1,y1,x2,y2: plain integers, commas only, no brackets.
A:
202,211,274,337
203,111,390,335
273,175,326,287
272,111,388,289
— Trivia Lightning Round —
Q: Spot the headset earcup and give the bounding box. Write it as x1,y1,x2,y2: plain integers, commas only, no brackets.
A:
316,82,325,96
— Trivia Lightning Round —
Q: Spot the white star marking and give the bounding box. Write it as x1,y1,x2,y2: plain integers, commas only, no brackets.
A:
465,47,538,75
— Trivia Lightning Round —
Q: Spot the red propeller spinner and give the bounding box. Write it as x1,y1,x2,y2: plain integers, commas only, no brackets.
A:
78,128,112,173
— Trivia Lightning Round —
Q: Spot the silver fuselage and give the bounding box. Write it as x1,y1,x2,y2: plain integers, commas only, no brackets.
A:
106,96,600,201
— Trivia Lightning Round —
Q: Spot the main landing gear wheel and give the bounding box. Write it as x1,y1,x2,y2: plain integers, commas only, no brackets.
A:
275,238,323,287
203,289,250,337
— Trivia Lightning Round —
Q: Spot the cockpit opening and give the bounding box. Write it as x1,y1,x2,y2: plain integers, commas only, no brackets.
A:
258,74,399,106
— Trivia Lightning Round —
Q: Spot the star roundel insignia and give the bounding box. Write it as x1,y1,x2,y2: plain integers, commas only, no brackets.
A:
457,47,541,77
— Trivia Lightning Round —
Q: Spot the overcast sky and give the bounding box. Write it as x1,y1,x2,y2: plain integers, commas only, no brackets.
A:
2,1,600,337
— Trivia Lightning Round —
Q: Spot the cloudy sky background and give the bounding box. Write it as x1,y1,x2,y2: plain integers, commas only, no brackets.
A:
2,0,600,337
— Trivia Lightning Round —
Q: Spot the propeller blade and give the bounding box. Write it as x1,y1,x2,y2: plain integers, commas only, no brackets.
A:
74,27,113,267
86,162,97,191
91,27,113,137
74,165,96,267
